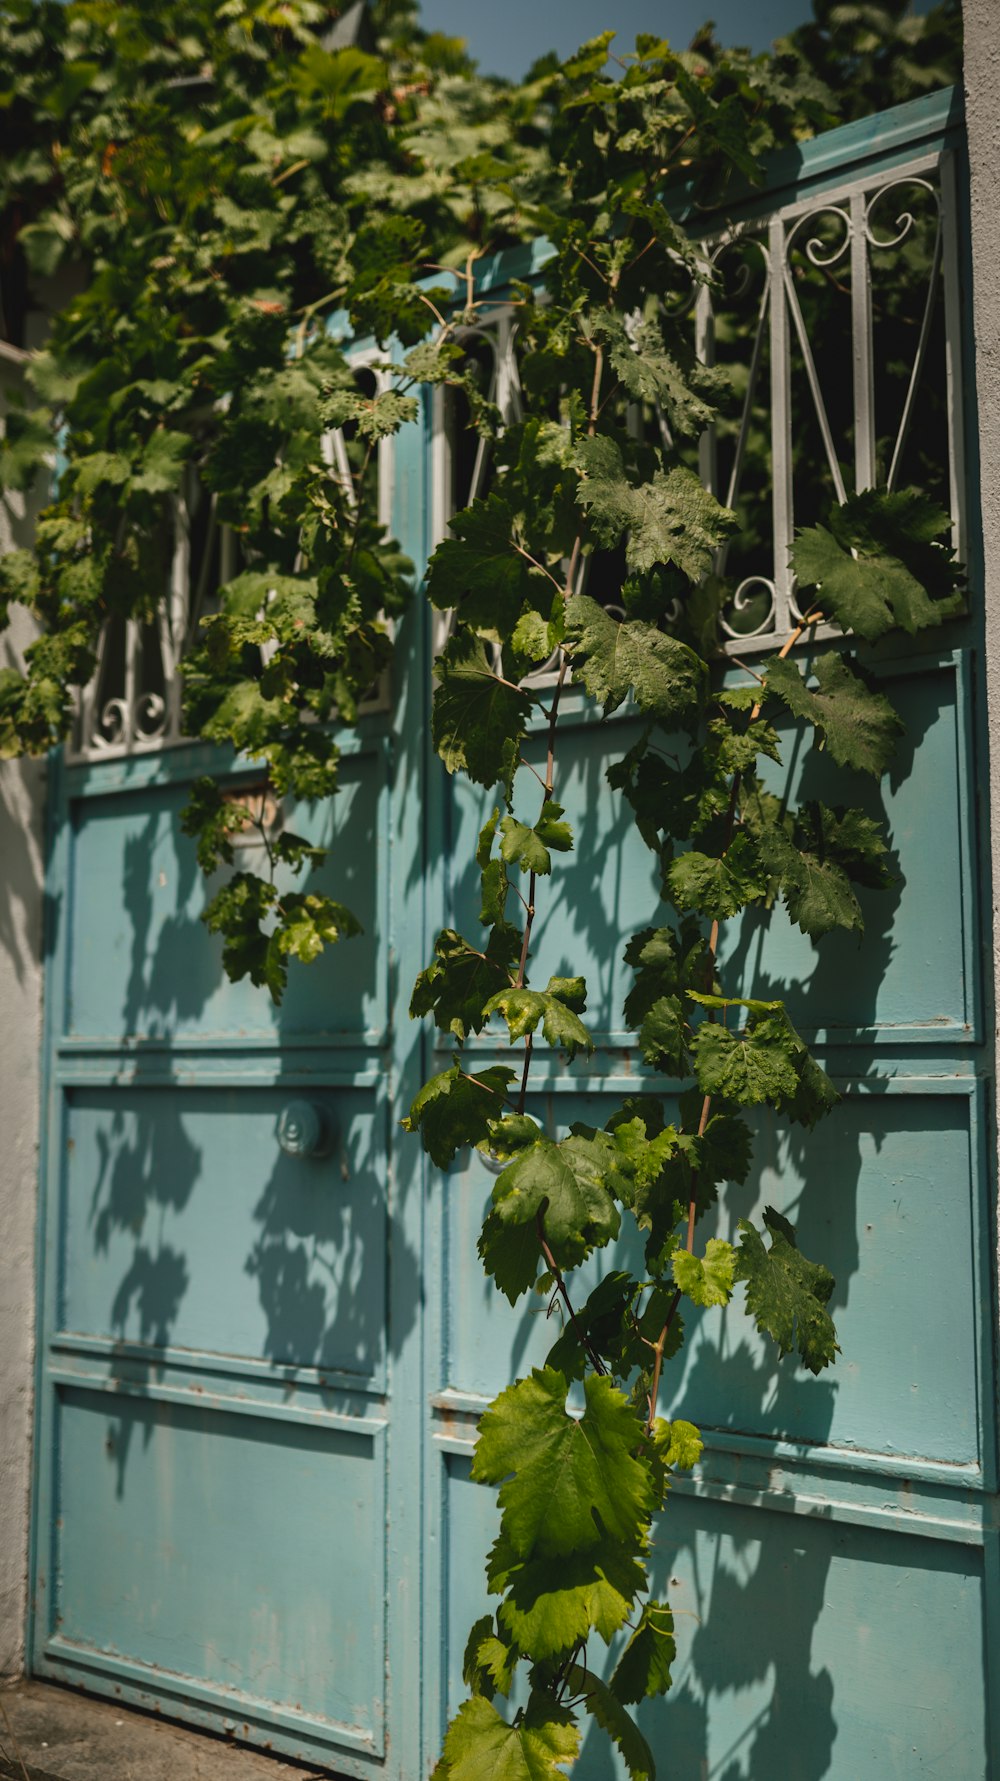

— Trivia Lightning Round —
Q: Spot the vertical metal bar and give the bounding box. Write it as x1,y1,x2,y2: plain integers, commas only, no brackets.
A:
123,617,139,754
219,523,237,586
851,188,876,492
167,484,190,741
769,213,794,637
696,283,717,498
940,150,967,560
376,365,394,536
886,203,943,493
171,480,191,655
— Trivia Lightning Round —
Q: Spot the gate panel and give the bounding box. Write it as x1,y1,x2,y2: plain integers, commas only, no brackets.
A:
53,1390,385,1753
424,93,999,1780
30,409,433,1775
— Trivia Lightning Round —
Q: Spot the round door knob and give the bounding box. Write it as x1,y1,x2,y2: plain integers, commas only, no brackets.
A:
277,1100,327,1158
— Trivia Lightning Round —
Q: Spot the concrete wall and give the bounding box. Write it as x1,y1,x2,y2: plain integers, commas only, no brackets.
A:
0,350,45,1681
963,2,1000,1272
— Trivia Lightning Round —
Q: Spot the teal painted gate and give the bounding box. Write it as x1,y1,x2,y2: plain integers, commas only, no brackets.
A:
28,87,1000,1779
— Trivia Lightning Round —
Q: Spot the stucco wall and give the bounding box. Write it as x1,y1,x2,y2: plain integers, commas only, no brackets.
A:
964,2,1000,1245
0,353,45,1680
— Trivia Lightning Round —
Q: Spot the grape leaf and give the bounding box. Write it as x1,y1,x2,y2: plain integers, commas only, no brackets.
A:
276,893,361,965
689,995,838,1127
565,1665,655,1781
472,1369,653,1559
402,1061,516,1167
564,592,707,724
439,1694,580,1781
749,795,894,939
735,1206,839,1374
426,492,549,640
671,1237,736,1307
666,831,768,920
535,798,573,852
792,488,963,641
589,308,730,438
635,996,687,1074
490,1533,645,1658
463,1616,517,1700
433,630,535,787
655,1418,703,1471
765,652,901,778
610,1601,677,1705
483,982,593,1055
411,925,520,1040
499,800,572,875
499,815,551,874
480,1135,621,1298
544,1270,638,1381
575,434,735,581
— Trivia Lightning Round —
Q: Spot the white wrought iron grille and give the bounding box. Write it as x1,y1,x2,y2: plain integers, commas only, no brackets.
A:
68,355,394,763
432,146,963,666
697,147,963,650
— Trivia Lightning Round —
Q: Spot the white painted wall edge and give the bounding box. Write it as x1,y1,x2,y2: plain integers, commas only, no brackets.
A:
0,354,45,1680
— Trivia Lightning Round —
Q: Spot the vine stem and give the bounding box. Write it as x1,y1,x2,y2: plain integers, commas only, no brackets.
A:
537,1213,606,1376
645,608,824,1433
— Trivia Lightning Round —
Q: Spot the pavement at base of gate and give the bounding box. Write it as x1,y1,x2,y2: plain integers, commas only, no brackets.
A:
0,1682,333,1781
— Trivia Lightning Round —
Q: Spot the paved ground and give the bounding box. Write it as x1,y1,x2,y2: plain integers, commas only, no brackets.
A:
0,1681,332,1781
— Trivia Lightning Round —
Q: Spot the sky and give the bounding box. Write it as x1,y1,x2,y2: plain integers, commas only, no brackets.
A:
417,0,817,78
416,1,932,81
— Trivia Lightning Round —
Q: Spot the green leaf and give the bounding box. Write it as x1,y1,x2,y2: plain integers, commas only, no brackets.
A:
565,1665,656,1781
440,1694,579,1781
131,427,190,494
411,925,521,1041
564,593,706,724
792,488,963,642
480,1135,620,1299
275,893,361,963
666,832,768,920
499,799,573,875
576,435,735,581
623,921,710,1073
754,810,862,940
499,815,551,874
610,1600,677,1705
671,1237,736,1307
656,1418,703,1471
462,1615,517,1700
473,1370,653,1559
491,1535,644,1659
765,652,901,778
735,1206,839,1374
535,799,573,853
689,995,838,1127
433,630,534,788
483,981,593,1055
426,493,549,639
636,996,687,1074
402,1062,515,1167
589,308,730,438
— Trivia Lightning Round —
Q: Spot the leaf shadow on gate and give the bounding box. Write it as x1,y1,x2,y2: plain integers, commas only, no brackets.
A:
574,672,960,1777
441,662,961,1776
88,741,421,1506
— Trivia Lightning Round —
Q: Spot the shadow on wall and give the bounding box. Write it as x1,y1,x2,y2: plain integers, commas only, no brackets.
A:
63,727,421,1498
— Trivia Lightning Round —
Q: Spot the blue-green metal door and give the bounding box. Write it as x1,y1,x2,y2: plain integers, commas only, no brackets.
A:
27,406,433,1774
420,89,1000,1781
